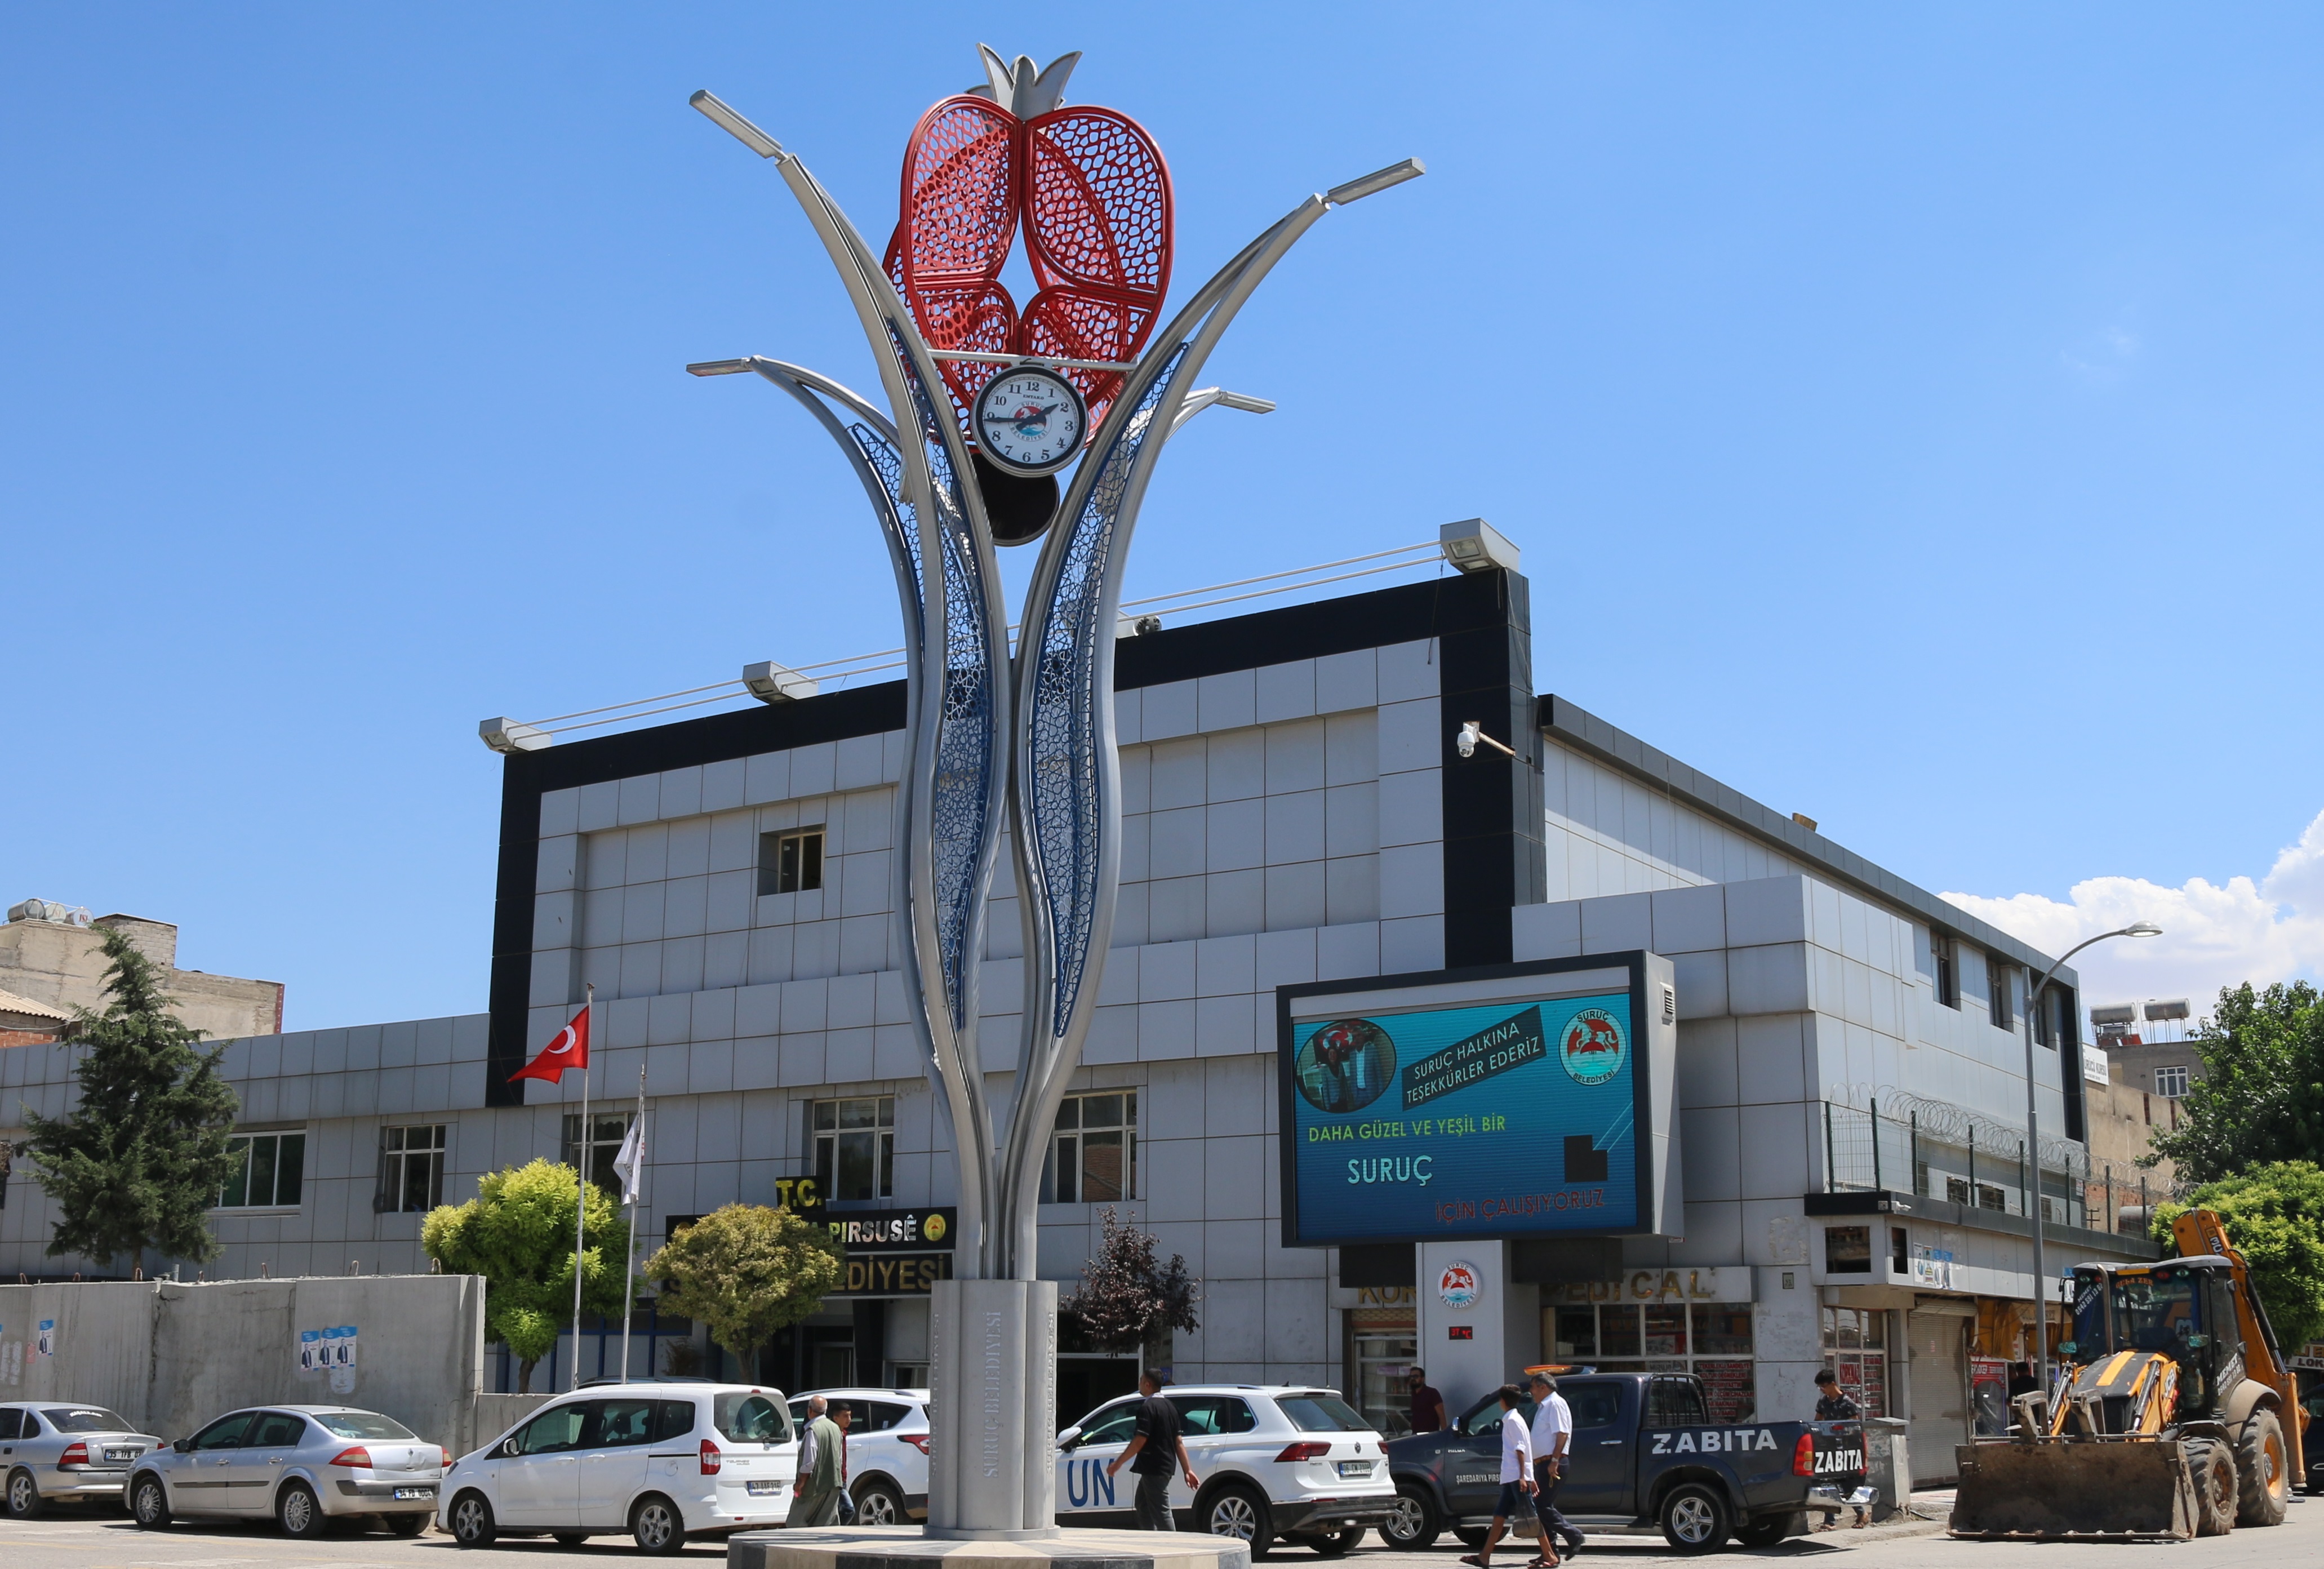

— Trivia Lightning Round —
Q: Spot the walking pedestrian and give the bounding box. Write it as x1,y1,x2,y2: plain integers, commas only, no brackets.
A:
1108,1372,1199,1530
1526,1372,1583,1564
1459,1384,1535,1568
786,1396,847,1527
1408,1367,1447,1434
1811,1371,1868,1531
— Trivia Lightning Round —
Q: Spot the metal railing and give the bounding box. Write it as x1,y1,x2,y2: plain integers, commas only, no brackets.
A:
1820,1095,2178,1238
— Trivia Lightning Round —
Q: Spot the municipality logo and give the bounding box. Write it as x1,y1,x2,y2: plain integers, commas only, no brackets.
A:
1559,1008,1627,1086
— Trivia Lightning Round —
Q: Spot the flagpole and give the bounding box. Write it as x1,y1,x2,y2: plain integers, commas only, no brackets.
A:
620,1064,645,1383
570,984,592,1392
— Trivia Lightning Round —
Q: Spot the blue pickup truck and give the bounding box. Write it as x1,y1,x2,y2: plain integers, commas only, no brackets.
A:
1382,1373,1865,1553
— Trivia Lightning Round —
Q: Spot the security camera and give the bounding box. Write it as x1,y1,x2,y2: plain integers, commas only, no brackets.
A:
1455,721,1516,762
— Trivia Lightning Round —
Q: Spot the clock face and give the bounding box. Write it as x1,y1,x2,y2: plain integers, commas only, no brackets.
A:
972,367,1086,476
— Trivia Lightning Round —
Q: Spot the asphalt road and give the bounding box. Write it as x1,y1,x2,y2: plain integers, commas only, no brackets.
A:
0,1495,2316,1569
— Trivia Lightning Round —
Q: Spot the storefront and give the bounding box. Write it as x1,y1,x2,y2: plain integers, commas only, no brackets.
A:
1343,1285,1421,1433
1540,1268,1757,1422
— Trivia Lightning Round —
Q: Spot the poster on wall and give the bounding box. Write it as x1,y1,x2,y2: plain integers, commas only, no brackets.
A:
1279,953,1679,1247
35,1319,55,1358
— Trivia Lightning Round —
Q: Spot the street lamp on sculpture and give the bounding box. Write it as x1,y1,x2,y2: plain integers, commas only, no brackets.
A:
2023,920,2161,1396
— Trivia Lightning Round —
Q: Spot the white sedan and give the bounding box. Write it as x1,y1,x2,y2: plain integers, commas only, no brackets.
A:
1056,1385,1396,1554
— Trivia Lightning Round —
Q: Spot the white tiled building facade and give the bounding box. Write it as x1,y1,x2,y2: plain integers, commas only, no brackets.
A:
0,568,2153,1474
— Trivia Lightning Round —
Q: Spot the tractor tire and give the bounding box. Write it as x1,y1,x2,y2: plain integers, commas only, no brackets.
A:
2185,1436,2238,1536
2234,1407,2290,1527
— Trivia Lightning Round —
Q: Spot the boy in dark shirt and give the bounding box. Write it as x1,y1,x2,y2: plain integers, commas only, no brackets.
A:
1108,1372,1199,1530
1811,1371,1868,1530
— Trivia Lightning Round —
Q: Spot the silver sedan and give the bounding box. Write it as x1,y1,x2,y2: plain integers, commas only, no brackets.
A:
128,1405,447,1539
2,1402,161,1517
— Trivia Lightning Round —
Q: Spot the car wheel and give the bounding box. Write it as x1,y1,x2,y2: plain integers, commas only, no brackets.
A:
1203,1482,1275,1557
130,1474,172,1531
1380,1485,1439,1552
5,1468,42,1521
448,1490,497,1548
1309,1527,1364,1555
632,1494,686,1556
277,1480,327,1539
1659,1482,1730,1554
853,1477,908,1526
388,1513,429,1537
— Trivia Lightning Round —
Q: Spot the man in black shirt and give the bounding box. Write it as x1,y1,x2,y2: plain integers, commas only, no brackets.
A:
1811,1371,1867,1530
1108,1373,1199,1530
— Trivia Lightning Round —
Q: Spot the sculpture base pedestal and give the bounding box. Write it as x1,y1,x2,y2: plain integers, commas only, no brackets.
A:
726,1526,1250,1569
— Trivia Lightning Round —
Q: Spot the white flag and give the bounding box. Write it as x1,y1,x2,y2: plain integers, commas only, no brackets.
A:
611,1116,645,1205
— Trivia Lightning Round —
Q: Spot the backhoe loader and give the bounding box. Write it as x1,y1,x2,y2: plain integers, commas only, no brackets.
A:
1948,1207,2307,1541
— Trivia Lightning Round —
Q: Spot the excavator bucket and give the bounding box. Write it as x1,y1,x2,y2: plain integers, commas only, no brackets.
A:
1948,1439,2198,1541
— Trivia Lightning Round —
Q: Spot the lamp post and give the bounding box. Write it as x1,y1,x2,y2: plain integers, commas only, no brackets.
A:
2023,921,2161,1394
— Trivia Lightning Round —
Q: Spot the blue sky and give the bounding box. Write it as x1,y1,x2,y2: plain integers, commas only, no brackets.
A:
6,6,2319,1029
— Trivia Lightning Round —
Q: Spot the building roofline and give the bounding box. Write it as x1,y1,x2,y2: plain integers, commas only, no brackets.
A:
1540,694,2078,988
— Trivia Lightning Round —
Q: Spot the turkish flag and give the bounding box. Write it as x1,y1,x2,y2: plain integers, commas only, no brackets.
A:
510,1003,590,1084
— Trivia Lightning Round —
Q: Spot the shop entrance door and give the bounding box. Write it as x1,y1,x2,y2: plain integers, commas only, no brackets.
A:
1352,1332,1419,1435
1906,1308,1970,1484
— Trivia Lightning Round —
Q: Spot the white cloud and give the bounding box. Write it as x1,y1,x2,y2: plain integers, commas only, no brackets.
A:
1942,808,2324,1019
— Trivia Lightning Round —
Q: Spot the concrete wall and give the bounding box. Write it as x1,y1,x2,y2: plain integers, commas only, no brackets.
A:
0,913,285,1043
0,1274,487,1454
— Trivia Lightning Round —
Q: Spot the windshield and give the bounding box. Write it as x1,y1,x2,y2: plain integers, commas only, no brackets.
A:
42,1407,131,1434
2112,1274,2201,1354
1277,1394,1370,1433
715,1393,792,1444
314,1412,416,1440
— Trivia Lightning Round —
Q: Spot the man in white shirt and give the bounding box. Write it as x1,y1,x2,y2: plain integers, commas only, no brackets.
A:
1461,1384,1536,1568
1527,1372,1585,1563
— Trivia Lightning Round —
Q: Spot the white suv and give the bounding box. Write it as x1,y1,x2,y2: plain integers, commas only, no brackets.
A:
786,1388,930,1524
439,1382,795,1554
1056,1385,1394,1554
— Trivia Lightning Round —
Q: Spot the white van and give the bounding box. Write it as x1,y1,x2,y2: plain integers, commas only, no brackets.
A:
439,1381,795,1554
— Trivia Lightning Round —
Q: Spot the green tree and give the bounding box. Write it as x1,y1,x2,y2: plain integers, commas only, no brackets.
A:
21,926,239,1273
2148,982,2324,1182
642,1203,843,1373
2154,1162,2324,1352
1060,1206,1201,1354
423,1159,632,1392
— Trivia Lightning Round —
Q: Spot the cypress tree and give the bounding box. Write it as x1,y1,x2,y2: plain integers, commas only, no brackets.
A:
22,926,241,1272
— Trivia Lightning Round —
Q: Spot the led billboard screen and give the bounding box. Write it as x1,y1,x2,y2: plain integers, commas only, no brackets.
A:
1277,953,1678,1247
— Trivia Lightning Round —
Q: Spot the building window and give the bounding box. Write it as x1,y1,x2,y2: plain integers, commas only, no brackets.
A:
1824,1225,1872,1274
219,1131,306,1209
376,1124,447,1213
1933,935,1959,1009
1820,1306,1887,1417
1041,1091,1139,1203
813,1096,894,1202
563,1113,631,1194
1987,957,2012,1029
1543,1299,1756,1421
2155,1065,2190,1099
758,828,825,896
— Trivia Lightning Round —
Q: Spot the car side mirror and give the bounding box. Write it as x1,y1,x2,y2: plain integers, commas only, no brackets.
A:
498,1439,519,1459
1056,1427,1082,1452
172,1438,192,1454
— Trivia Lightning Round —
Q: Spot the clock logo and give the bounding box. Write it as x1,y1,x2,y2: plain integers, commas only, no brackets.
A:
972,365,1088,477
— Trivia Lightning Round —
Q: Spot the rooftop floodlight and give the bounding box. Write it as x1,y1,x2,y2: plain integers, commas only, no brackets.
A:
689,90,783,158
1439,518,1521,575
478,717,550,754
741,660,819,704
1326,157,1427,206
686,358,758,377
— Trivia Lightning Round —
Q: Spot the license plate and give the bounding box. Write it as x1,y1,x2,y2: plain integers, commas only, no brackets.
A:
393,1487,435,1500
104,1448,138,1463
746,1480,781,1497
1336,1461,1372,1477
